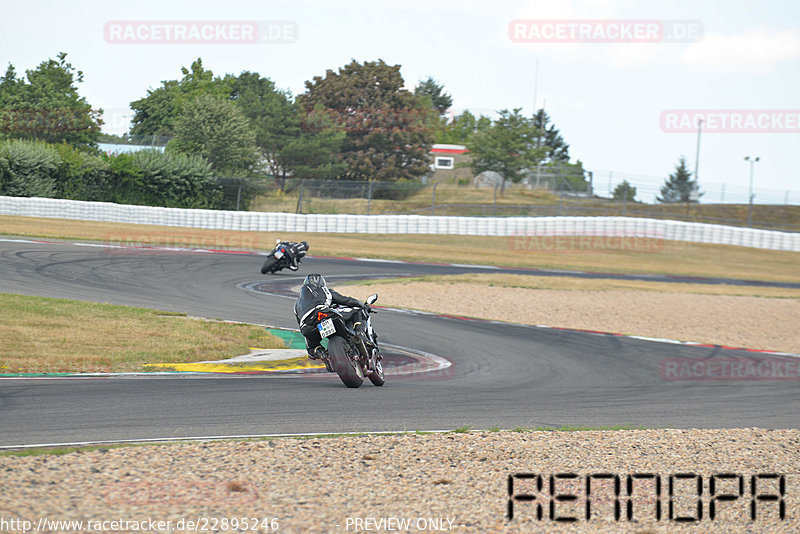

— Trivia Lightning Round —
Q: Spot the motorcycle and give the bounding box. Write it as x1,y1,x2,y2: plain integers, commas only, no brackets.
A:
260,240,308,274
308,294,384,388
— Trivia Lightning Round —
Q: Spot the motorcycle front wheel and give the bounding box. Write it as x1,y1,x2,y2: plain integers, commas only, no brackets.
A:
260,256,278,274
328,336,364,388
368,354,385,386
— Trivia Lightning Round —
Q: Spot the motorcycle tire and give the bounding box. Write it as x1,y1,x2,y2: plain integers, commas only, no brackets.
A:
260,257,278,274
368,353,385,386
328,336,364,388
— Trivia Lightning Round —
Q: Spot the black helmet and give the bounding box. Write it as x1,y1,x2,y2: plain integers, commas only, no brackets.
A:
303,273,326,288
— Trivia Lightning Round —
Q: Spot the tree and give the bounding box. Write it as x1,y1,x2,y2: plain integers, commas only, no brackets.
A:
531,109,569,162
612,179,637,202
414,77,452,115
658,156,701,203
297,59,435,182
436,110,491,144
0,53,102,147
129,58,233,139
168,94,258,176
231,71,344,188
466,108,547,193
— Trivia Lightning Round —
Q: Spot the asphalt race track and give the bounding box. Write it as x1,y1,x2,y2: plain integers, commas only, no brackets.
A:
1,239,798,447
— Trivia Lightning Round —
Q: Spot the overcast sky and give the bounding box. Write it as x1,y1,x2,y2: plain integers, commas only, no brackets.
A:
2,0,798,202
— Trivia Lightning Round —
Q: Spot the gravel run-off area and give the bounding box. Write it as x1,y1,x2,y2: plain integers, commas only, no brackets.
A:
1,429,798,533
339,282,800,354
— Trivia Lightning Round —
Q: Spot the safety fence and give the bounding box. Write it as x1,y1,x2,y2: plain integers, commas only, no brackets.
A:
1,196,798,251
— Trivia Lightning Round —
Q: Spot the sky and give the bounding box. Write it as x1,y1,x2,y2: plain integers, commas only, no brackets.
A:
2,0,798,203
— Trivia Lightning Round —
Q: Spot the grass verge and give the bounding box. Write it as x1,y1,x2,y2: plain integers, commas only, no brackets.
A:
1,215,798,282
0,293,284,374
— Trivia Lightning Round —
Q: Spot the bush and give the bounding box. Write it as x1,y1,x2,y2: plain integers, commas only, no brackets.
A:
0,139,60,197
371,179,426,200
103,152,143,204
132,149,221,208
53,143,111,201
0,139,222,209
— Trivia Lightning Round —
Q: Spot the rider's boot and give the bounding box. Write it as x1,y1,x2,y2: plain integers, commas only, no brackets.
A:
312,346,334,372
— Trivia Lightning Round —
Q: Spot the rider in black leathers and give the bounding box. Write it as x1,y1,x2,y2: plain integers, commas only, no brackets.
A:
294,274,371,365
276,241,299,270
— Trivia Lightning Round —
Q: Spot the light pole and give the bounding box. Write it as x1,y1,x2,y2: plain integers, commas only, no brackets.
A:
745,156,760,227
694,118,703,182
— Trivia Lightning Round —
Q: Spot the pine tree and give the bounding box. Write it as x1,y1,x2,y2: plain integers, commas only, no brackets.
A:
531,109,569,162
612,180,637,202
658,156,701,203
414,77,452,115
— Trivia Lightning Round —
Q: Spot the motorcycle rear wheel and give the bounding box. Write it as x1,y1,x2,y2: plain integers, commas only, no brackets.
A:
328,336,364,388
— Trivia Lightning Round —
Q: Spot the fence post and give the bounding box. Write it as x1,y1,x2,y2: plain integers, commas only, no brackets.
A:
236,179,243,211
296,181,304,214
431,181,437,215
366,180,374,215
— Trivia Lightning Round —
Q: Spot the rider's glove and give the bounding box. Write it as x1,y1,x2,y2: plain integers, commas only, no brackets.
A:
362,303,372,313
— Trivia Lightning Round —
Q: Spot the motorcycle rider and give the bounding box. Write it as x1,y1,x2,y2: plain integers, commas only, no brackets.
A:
275,240,299,270
294,274,372,370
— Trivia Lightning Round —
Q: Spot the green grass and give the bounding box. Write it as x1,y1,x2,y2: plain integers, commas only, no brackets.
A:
0,293,284,374
0,444,135,457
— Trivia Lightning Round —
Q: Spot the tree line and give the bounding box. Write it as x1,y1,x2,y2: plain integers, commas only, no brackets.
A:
0,52,698,208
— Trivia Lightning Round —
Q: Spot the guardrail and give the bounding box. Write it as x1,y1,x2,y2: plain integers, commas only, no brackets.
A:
1,196,798,252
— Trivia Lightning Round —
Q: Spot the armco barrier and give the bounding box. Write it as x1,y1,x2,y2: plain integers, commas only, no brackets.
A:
1,196,798,251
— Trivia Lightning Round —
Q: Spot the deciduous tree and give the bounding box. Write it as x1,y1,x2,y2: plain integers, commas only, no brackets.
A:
297,59,435,181
168,94,258,177
129,58,233,140
466,108,546,193
0,53,102,147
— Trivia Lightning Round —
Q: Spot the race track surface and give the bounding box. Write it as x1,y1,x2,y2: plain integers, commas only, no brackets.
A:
1,239,798,447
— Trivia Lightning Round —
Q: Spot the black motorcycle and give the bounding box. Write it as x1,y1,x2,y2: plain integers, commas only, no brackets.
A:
306,294,384,388
261,241,308,274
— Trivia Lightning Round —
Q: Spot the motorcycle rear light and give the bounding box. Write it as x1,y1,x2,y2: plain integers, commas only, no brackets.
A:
317,311,329,321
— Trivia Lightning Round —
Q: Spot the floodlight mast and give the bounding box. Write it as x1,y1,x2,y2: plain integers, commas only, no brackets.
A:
744,156,760,227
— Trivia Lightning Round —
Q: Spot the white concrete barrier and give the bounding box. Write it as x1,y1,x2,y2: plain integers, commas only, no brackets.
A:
1,196,798,251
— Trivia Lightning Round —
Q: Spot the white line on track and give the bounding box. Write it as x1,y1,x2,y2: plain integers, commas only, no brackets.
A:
0,430,461,450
